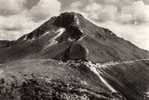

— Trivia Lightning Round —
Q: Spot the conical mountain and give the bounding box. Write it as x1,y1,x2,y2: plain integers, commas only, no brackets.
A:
0,12,149,63
0,12,149,100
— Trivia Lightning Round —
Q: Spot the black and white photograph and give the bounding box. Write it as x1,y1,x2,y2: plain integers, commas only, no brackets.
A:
0,0,149,100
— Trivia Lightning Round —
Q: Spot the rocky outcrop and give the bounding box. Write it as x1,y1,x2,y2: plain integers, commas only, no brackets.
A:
68,43,88,61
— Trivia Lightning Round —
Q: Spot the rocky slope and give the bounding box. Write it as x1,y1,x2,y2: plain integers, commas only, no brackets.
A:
0,12,149,63
0,59,127,100
0,12,149,100
0,40,15,48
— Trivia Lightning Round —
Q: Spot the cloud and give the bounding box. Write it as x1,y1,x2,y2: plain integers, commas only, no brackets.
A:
84,3,102,20
99,21,149,50
70,1,82,11
118,1,149,24
131,1,149,23
85,3,117,21
0,0,26,16
29,0,61,22
143,0,149,4
0,11,40,40
69,1,118,22
23,0,40,9
69,0,149,24
0,0,61,40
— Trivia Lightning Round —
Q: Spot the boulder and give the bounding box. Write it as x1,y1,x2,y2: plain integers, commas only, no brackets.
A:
68,43,88,61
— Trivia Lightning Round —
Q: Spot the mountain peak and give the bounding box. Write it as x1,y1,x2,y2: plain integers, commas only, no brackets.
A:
53,12,84,42
53,12,117,40
1,12,149,63
18,12,85,42
18,12,118,43
1,12,149,100
54,12,82,28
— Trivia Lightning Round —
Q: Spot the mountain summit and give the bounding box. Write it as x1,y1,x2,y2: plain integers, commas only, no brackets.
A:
0,12,149,100
0,12,149,63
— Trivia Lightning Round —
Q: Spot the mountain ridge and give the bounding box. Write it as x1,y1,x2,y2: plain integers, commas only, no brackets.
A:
0,12,149,63
0,12,149,100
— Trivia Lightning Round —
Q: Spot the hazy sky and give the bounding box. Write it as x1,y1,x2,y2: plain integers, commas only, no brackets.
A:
0,0,149,51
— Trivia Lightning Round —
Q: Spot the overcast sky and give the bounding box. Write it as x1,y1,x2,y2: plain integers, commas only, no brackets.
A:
0,0,149,51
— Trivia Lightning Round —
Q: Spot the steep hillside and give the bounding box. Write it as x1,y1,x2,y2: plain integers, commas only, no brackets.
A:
0,40,15,48
0,12,149,100
0,59,149,100
97,60,149,100
0,12,149,63
0,59,126,100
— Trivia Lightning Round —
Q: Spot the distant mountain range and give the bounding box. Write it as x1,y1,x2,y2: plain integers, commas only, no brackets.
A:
0,12,149,100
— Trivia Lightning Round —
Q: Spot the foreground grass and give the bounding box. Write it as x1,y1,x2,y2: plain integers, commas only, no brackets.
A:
0,73,125,100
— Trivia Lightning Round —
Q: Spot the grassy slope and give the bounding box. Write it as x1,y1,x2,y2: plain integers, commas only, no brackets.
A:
99,60,149,100
0,59,125,100
1,58,149,100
